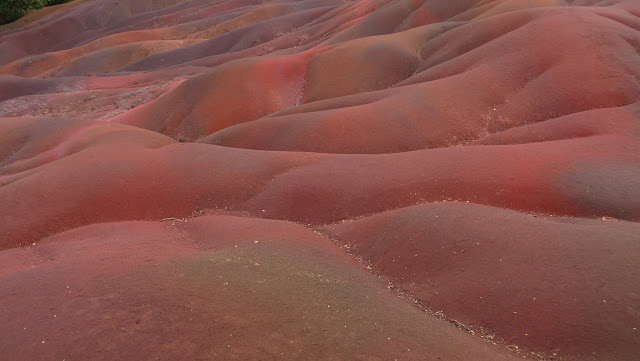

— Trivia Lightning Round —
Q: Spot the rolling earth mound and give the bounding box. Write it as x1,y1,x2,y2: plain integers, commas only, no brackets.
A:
1,0,639,360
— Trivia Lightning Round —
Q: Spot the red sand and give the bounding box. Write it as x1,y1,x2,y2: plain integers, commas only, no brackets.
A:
1,0,639,360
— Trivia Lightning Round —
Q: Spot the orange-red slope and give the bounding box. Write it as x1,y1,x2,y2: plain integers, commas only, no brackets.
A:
321,202,640,361
0,216,521,361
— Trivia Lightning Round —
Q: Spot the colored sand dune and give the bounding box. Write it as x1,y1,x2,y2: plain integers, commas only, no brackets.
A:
1,0,639,360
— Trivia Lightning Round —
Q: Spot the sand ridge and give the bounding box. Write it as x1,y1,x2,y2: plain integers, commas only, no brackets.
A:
1,0,639,360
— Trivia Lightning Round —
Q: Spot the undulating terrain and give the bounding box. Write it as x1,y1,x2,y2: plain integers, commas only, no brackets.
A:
1,0,639,360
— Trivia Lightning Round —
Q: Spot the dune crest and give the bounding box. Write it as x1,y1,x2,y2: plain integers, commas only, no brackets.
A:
1,0,639,360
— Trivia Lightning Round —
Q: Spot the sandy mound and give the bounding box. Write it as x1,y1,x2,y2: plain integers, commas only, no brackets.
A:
1,0,639,360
